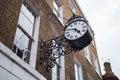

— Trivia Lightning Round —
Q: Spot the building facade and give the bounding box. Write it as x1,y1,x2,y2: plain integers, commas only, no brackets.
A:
0,0,102,80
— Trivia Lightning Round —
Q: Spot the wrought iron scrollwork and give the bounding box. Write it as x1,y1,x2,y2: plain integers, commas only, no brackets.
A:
40,35,76,71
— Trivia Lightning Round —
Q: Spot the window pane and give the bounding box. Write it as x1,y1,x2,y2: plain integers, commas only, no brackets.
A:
53,0,60,16
94,55,100,74
18,12,33,36
88,74,93,80
84,47,91,63
14,28,29,50
53,1,59,12
69,0,76,13
74,64,78,80
74,60,83,80
21,4,35,24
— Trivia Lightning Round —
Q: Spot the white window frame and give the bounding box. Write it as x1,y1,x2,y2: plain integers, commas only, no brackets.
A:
84,46,91,63
74,58,83,80
13,0,40,68
69,0,76,14
52,40,65,80
53,0,63,25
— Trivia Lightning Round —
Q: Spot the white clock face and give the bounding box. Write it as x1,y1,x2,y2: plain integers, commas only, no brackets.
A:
64,20,88,40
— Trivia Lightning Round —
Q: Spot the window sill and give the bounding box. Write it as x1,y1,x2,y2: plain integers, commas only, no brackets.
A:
0,42,46,80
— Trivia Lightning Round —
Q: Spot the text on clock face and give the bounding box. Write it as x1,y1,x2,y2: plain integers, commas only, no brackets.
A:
65,21,88,40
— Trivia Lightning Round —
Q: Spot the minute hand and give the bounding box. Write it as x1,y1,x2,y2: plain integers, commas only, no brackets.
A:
66,28,81,33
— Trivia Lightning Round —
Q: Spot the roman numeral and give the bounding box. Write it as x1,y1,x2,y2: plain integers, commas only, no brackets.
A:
70,35,73,39
65,31,69,34
81,22,85,26
66,34,70,37
82,29,86,32
83,26,86,28
70,24,73,27
73,22,77,25
75,35,78,38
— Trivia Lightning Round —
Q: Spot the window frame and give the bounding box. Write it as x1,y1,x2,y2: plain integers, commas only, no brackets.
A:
74,58,83,80
13,0,40,68
53,0,63,25
69,0,76,14
84,46,91,63
93,54,100,75
13,2,36,60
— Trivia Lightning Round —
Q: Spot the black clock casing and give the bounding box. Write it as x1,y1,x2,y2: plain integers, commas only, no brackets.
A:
64,16,93,50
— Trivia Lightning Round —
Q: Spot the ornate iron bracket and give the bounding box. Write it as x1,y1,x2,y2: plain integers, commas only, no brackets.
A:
40,35,77,71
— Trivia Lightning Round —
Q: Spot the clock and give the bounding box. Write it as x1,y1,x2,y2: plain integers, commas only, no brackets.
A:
64,20,88,40
64,16,92,50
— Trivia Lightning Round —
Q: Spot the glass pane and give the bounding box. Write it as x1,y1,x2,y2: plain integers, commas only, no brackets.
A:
53,1,59,12
74,64,78,80
69,0,75,13
21,4,35,24
78,66,83,80
52,64,57,80
14,27,29,50
18,12,33,36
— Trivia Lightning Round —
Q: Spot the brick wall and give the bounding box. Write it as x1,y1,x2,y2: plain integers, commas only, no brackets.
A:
0,0,22,48
0,0,102,80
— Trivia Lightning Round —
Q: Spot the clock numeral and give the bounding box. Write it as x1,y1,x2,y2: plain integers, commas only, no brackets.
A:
66,34,70,37
82,29,86,32
65,31,69,34
70,35,73,39
83,25,87,28
73,22,77,25
70,24,73,27
75,35,78,39
81,22,85,26
78,21,81,24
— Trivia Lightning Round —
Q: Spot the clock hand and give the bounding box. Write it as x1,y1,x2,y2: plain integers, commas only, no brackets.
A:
66,28,77,31
66,28,82,34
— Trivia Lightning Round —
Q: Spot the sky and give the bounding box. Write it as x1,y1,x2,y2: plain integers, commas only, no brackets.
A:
77,0,120,78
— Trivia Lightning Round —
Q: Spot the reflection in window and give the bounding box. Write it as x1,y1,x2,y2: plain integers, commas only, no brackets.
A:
53,0,60,16
93,55,100,75
53,0,63,24
84,46,91,63
87,74,93,80
74,59,83,80
13,3,35,61
69,0,76,14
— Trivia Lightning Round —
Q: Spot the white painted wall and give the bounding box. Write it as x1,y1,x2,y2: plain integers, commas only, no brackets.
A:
0,42,46,80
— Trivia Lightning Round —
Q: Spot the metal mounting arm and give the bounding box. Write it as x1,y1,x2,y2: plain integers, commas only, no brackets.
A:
40,35,77,71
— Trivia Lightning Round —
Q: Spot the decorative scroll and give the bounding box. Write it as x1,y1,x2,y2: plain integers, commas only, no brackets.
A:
40,35,76,71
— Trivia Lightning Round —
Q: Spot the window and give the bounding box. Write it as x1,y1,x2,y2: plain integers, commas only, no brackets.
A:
13,1,40,68
74,59,83,80
53,0,63,24
13,3,35,60
69,0,76,14
52,40,65,80
84,46,91,63
87,74,93,80
93,55,100,75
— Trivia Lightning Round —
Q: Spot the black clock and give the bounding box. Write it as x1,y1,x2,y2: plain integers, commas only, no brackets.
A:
64,16,92,50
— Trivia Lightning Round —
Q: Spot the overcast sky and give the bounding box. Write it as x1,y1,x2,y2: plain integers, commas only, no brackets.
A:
77,0,120,78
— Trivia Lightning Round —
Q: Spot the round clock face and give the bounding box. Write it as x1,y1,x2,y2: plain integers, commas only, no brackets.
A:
64,20,88,40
